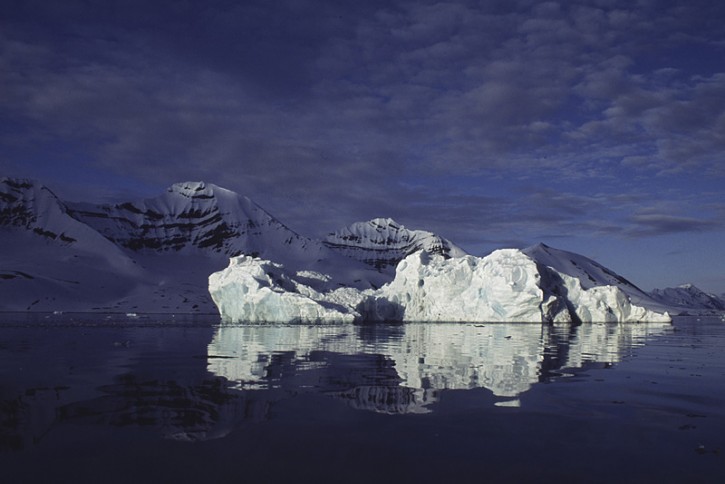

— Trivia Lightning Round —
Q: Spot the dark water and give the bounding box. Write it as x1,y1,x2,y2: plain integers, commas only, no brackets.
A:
1,313,724,483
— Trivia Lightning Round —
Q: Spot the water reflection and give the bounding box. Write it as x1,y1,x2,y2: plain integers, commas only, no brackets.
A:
0,319,674,451
208,321,672,413
0,324,245,449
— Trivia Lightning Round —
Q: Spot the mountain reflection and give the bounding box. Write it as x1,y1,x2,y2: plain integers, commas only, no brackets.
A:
208,322,672,413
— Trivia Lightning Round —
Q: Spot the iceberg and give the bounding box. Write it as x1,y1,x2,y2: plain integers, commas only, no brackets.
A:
364,249,670,323
209,249,671,324
208,255,363,323
362,249,545,322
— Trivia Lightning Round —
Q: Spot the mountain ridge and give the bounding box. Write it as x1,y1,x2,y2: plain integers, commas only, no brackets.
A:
1,178,458,311
1,176,717,315
649,284,725,311
66,181,308,257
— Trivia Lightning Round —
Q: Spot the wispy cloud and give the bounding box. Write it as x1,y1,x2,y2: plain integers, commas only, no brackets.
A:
625,214,720,237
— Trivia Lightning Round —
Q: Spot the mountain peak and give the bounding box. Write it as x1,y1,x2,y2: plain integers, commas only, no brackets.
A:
1,176,70,229
368,217,401,229
324,218,467,272
65,180,302,256
525,242,551,253
169,180,208,191
1,176,36,189
167,181,222,198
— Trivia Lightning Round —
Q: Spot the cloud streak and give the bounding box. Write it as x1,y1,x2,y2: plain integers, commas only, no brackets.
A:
625,214,720,237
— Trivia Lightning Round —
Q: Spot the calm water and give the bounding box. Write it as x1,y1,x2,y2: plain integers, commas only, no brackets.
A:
1,313,724,483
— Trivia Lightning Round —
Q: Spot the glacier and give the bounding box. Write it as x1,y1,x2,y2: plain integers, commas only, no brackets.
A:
209,248,671,324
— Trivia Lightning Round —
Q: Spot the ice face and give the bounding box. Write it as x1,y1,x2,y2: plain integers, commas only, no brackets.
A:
546,270,673,323
209,255,362,323
364,249,546,322
209,249,672,324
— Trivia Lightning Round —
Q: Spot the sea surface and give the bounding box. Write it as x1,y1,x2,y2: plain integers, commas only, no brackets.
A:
1,313,724,483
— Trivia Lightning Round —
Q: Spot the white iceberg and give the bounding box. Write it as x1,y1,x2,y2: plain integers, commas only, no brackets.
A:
208,255,363,323
364,249,670,323
361,249,545,322
209,249,671,324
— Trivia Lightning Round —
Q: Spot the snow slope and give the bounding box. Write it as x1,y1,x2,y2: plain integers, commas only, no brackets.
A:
522,243,670,313
68,182,311,259
324,218,467,272
1,178,146,311
0,177,137,273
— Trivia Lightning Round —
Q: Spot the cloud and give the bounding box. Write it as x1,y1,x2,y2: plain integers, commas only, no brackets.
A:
1,0,724,244
625,214,720,237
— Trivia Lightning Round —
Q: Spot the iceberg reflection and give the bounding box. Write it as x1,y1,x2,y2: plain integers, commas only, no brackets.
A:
207,321,672,413
0,319,675,450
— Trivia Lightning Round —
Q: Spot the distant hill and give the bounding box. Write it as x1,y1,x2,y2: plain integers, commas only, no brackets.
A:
649,284,725,311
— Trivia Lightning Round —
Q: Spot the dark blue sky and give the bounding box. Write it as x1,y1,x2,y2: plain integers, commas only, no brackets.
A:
1,0,724,292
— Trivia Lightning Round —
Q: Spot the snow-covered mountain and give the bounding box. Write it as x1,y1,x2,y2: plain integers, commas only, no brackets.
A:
324,218,467,272
0,177,137,271
67,181,389,293
1,178,145,311
649,284,725,311
1,178,402,312
67,181,313,260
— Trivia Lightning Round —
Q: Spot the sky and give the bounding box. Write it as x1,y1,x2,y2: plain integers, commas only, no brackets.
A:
1,0,724,293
